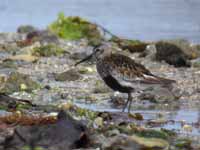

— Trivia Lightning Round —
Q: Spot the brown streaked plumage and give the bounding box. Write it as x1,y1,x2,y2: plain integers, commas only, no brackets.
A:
75,43,175,112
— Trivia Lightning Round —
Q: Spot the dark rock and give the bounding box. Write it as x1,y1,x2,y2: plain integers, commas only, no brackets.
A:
17,25,36,33
44,85,51,90
2,110,89,150
167,39,200,59
55,69,81,81
25,30,59,45
155,41,191,67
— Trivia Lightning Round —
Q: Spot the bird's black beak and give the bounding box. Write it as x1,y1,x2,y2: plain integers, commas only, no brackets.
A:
74,52,94,66
74,45,100,66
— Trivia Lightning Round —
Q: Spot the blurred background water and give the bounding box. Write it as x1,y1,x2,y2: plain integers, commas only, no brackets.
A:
0,0,200,42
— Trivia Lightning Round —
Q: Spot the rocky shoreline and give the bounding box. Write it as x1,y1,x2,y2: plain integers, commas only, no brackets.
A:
0,15,200,150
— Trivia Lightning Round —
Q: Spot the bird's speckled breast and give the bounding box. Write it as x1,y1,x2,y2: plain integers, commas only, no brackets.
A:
96,58,134,93
96,59,110,78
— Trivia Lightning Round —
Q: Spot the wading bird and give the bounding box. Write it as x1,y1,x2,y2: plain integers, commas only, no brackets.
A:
75,43,175,112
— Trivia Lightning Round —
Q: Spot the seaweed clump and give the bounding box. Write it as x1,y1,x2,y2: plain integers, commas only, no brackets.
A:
49,13,102,45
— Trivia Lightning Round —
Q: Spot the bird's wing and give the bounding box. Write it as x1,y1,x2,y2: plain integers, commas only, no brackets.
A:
105,54,175,85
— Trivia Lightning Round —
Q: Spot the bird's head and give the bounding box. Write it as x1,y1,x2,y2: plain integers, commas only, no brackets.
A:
74,43,112,66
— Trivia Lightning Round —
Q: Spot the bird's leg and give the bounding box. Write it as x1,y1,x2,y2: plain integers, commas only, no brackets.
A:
127,93,132,113
122,99,129,112
122,97,130,112
122,93,132,112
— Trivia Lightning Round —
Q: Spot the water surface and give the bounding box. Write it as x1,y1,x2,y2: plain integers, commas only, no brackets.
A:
0,0,200,42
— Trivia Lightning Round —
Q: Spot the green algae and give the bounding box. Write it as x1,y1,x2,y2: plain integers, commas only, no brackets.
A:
32,44,65,57
22,146,45,150
0,72,39,94
49,12,102,45
136,129,169,140
0,105,8,110
16,103,32,110
76,107,97,120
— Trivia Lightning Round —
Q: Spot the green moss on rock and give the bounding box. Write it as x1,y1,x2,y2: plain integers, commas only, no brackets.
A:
32,44,65,57
136,129,169,140
49,13,102,45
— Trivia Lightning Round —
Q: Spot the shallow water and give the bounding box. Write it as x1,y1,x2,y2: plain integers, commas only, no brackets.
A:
0,0,200,42
75,102,200,136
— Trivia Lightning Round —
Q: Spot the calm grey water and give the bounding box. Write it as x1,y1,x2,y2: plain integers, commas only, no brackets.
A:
0,0,200,42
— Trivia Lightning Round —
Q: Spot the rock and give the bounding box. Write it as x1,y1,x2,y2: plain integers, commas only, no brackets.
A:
155,41,191,67
182,124,193,132
107,129,120,137
128,113,143,120
103,135,142,150
55,69,81,81
103,134,169,150
167,39,200,59
5,54,38,63
32,44,65,57
0,72,39,94
0,33,24,44
139,44,157,60
110,37,148,53
139,87,180,104
0,43,20,52
18,30,59,47
93,117,104,128
129,135,169,149
2,110,89,150
17,25,36,33
136,129,169,139
37,30,59,44
0,60,18,69
191,44,200,55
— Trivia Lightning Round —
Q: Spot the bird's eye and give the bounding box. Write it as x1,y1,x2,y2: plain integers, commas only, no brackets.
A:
95,48,100,52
